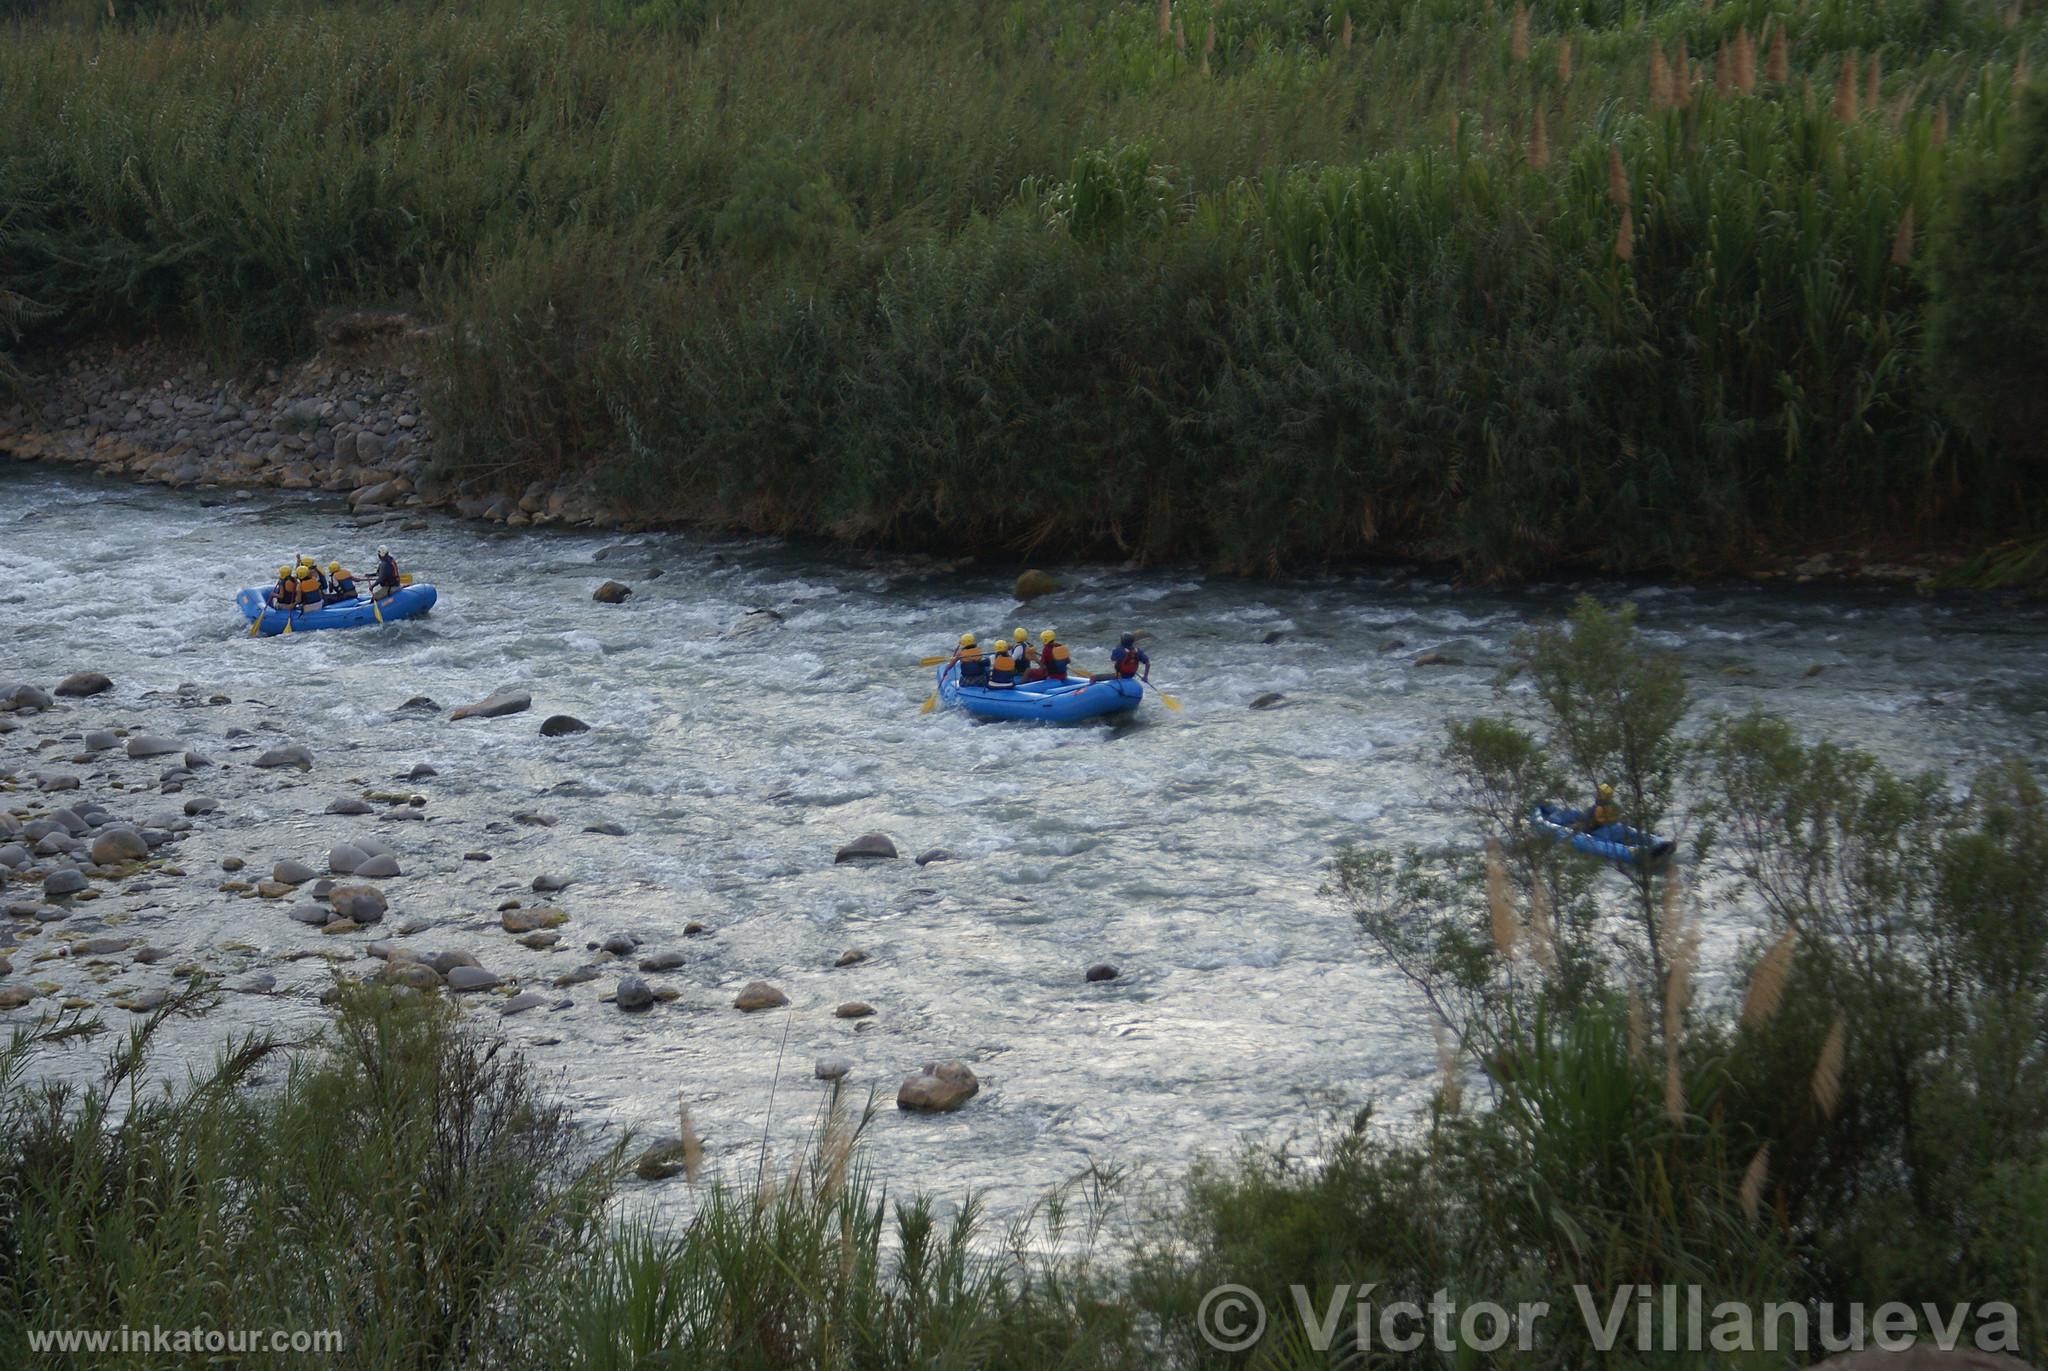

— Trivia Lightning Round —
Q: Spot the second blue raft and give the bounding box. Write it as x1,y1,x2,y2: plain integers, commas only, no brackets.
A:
1532,802,1676,868
935,665,1143,723
235,584,438,636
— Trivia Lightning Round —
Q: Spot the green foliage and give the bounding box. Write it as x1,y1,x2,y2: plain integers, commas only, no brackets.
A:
0,0,2043,572
1926,82,2048,467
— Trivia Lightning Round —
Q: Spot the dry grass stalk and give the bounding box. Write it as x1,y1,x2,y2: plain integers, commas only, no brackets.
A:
1649,42,1673,109
1174,14,1186,53
1739,1144,1771,1223
1341,12,1352,49
1157,0,1171,41
1556,37,1572,84
1715,42,1732,99
1932,103,1949,147
1626,987,1647,1062
1741,929,1796,1029
1435,1023,1464,1113
1528,106,1550,169
817,1095,857,1205
1485,840,1519,957
1526,874,1557,973
1201,20,1215,74
678,1100,704,1187
1833,54,1859,121
1615,204,1635,262
1607,143,1630,206
1665,1051,1686,1122
1675,38,1690,79
1511,3,1530,62
1812,1016,1847,1118
1660,877,1698,1045
1864,52,1881,111
1766,23,1789,83
1734,26,1755,93
1890,206,1915,265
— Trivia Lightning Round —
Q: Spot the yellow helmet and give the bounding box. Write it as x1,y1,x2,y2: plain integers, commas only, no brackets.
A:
1013,627,1028,642
1598,783,1615,798
276,565,291,578
958,632,977,648
1040,629,1056,644
328,561,342,572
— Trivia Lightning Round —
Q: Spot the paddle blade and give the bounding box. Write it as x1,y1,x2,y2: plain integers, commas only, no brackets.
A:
1158,690,1183,711
917,655,951,668
281,618,292,636
247,615,261,637
399,573,414,586
372,599,385,625
919,692,938,715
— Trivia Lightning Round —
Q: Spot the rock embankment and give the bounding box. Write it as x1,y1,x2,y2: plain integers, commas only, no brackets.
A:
0,328,619,530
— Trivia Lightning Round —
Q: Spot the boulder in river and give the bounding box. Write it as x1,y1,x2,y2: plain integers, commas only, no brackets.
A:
734,981,789,1012
638,951,684,972
329,844,366,874
834,948,867,968
501,907,567,934
834,834,897,863
500,992,547,1016
634,1137,693,1181
896,1061,980,1113
273,859,317,886
326,797,373,816
44,870,88,897
89,827,148,866
55,672,113,698
450,689,530,721
815,1057,853,1082
540,715,589,737
1085,963,1120,982
914,849,954,866
615,976,653,1011
592,580,633,604
1249,693,1287,710
532,874,572,893
254,745,314,770
445,966,501,993
1013,569,1060,601
352,853,401,879
126,735,184,759
397,696,440,713
834,1001,875,1019
1,684,53,712
328,886,388,923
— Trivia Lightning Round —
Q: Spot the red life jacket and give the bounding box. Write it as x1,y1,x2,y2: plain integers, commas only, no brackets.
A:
1041,642,1071,678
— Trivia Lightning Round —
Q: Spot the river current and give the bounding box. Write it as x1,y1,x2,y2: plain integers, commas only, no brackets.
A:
5,463,2047,1216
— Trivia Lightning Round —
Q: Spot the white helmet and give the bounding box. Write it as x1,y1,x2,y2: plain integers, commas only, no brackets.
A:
377,545,389,556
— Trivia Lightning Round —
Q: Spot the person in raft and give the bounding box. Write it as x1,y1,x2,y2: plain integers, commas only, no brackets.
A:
1009,628,1034,674
270,565,302,610
371,545,402,599
949,633,990,687
988,635,1023,689
1109,633,1150,682
292,559,325,608
327,560,359,599
1033,629,1072,682
1575,782,1620,834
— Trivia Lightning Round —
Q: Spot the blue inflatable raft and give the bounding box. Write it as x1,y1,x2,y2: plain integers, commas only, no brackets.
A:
235,585,438,636
935,665,1143,723
1532,803,1676,868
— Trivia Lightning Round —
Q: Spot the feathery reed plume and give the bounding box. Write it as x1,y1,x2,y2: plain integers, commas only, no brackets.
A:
1739,1144,1771,1223
2008,0,2021,28
1341,12,1352,48
1660,878,1698,1045
1511,3,1530,62
1734,26,1756,93
1649,42,1673,109
1715,42,1732,99
1527,874,1557,973
1201,20,1215,74
1607,144,1630,205
1675,38,1689,80
1741,930,1796,1029
1157,0,1171,42
1434,1023,1464,1113
1812,1016,1846,1118
1864,52,1881,111
817,1093,856,1205
1665,1051,1685,1121
1174,14,1186,52
1485,839,1520,956
1528,107,1550,169
1627,987,1647,1062
1615,205,1636,261
1890,206,1915,265
1766,23,1789,83
678,1100,704,1186
1932,103,1950,147
1833,54,1859,121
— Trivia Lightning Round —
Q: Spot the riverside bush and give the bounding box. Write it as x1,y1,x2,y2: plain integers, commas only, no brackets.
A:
3,0,2046,573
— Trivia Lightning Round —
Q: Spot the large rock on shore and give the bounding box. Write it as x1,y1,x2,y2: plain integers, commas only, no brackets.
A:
55,672,113,698
127,735,184,759
0,684,53,712
89,827,148,866
734,981,788,1011
328,886,387,922
450,689,530,721
897,1061,980,1113
254,745,314,770
1013,569,1060,601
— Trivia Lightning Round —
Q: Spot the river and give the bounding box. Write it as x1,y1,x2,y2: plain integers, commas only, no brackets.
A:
4,462,2046,1217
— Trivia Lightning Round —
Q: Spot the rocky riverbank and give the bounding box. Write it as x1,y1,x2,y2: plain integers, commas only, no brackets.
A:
0,673,990,1148
0,320,620,530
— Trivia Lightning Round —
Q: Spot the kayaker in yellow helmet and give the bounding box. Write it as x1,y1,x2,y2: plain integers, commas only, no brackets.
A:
1576,783,1620,834
1032,628,1073,682
988,635,1021,689
951,631,990,687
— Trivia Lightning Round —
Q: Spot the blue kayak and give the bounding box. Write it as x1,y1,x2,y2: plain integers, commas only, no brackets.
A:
1532,803,1676,868
235,584,438,636
935,665,1143,723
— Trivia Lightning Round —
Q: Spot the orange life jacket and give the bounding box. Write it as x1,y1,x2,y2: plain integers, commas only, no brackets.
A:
1041,642,1071,677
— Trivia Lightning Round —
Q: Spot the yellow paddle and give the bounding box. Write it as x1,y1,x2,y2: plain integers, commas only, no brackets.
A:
916,655,951,668
1076,666,1180,711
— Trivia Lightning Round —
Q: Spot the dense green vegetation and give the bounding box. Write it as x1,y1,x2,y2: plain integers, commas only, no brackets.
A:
4,604,2042,1367
3,0,2045,573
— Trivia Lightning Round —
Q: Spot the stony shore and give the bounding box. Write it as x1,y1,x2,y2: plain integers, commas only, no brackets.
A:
0,320,620,531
